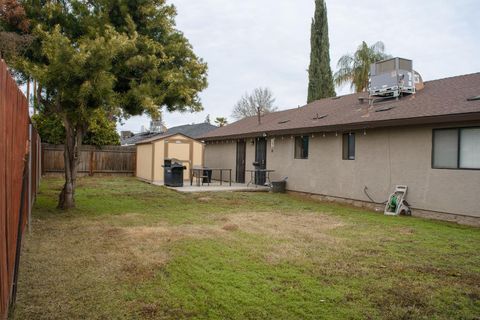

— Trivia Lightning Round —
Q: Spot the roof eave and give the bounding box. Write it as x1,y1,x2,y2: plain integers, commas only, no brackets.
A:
201,112,480,141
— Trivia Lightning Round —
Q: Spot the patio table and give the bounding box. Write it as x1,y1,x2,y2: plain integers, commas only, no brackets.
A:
190,167,232,186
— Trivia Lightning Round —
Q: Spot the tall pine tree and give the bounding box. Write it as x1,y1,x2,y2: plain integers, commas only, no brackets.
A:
307,0,335,102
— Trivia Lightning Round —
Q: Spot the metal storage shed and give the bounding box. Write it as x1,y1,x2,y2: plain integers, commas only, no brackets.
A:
135,133,205,183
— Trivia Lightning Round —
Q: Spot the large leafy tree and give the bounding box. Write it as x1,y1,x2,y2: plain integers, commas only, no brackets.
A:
7,0,208,209
232,87,277,120
307,0,335,103
334,41,390,93
0,0,32,60
32,111,121,146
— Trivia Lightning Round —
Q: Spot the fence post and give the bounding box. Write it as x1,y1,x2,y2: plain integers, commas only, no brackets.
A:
133,152,137,177
89,150,94,176
28,124,32,233
41,146,45,176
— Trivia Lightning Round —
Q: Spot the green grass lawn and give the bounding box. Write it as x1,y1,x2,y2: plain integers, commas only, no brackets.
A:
13,177,480,319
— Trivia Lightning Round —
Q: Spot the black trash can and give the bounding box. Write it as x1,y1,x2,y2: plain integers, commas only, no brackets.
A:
271,180,286,193
163,159,186,187
202,169,212,184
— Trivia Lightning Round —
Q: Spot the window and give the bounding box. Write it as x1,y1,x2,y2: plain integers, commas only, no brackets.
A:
432,128,480,169
294,136,309,159
342,133,355,160
432,129,458,168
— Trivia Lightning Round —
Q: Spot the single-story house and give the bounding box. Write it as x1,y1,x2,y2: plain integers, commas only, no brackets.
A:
200,72,480,225
122,122,217,146
136,133,204,183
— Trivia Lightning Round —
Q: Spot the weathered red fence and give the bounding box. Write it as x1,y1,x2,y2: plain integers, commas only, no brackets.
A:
0,59,41,319
41,144,136,176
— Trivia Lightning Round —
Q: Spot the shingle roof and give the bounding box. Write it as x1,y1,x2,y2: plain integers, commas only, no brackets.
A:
200,73,480,140
124,122,218,145
161,122,218,138
122,131,161,145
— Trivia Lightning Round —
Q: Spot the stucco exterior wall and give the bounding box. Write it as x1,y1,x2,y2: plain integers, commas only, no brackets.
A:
204,122,480,218
136,144,153,181
204,142,237,181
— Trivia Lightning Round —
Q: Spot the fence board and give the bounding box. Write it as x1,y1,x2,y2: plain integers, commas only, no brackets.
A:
0,59,41,319
41,144,136,176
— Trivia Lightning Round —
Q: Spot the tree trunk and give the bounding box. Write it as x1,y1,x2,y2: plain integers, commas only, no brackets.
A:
58,121,83,210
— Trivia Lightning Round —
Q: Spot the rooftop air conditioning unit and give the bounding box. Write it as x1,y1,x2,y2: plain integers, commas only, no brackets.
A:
369,57,415,98
150,120,166,133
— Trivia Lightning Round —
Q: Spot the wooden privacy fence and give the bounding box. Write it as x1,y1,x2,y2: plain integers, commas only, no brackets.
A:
42,144,136,176
0,59,41,319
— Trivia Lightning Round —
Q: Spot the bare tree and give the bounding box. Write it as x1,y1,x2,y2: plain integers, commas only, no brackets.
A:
232,87,277,120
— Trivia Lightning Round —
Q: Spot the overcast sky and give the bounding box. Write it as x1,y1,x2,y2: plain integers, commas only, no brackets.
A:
117,0,480,133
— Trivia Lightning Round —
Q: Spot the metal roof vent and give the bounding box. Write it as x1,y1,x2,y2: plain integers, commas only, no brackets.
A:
375,105,396,112
312,113,328,120
369,57,416,98
467,95,480,101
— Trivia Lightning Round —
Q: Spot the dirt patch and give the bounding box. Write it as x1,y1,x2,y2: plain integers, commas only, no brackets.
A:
197,196,213,202
139,303,159,318
397,227,415,235
222,223,239,231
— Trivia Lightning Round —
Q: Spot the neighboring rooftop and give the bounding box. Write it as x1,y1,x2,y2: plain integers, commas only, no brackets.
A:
122,122,218,146
200,72,480,140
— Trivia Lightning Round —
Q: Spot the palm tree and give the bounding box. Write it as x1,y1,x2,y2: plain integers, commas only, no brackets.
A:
214,117,228,127
334,41,390,93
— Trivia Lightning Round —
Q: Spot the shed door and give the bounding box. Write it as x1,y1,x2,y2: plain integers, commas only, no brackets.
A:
255,138,267,185
236,140,246,183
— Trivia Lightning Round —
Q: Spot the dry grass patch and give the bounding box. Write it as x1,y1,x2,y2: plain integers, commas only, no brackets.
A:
103,222,229,281
219,212,346,263
222,223,239,231
224,211,344,240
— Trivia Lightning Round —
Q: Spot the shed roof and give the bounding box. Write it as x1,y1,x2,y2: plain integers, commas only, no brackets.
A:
123,122,217,145
136,132,201,145
200,73,480,140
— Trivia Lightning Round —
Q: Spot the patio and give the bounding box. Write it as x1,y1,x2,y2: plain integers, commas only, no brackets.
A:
153,181,270,193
